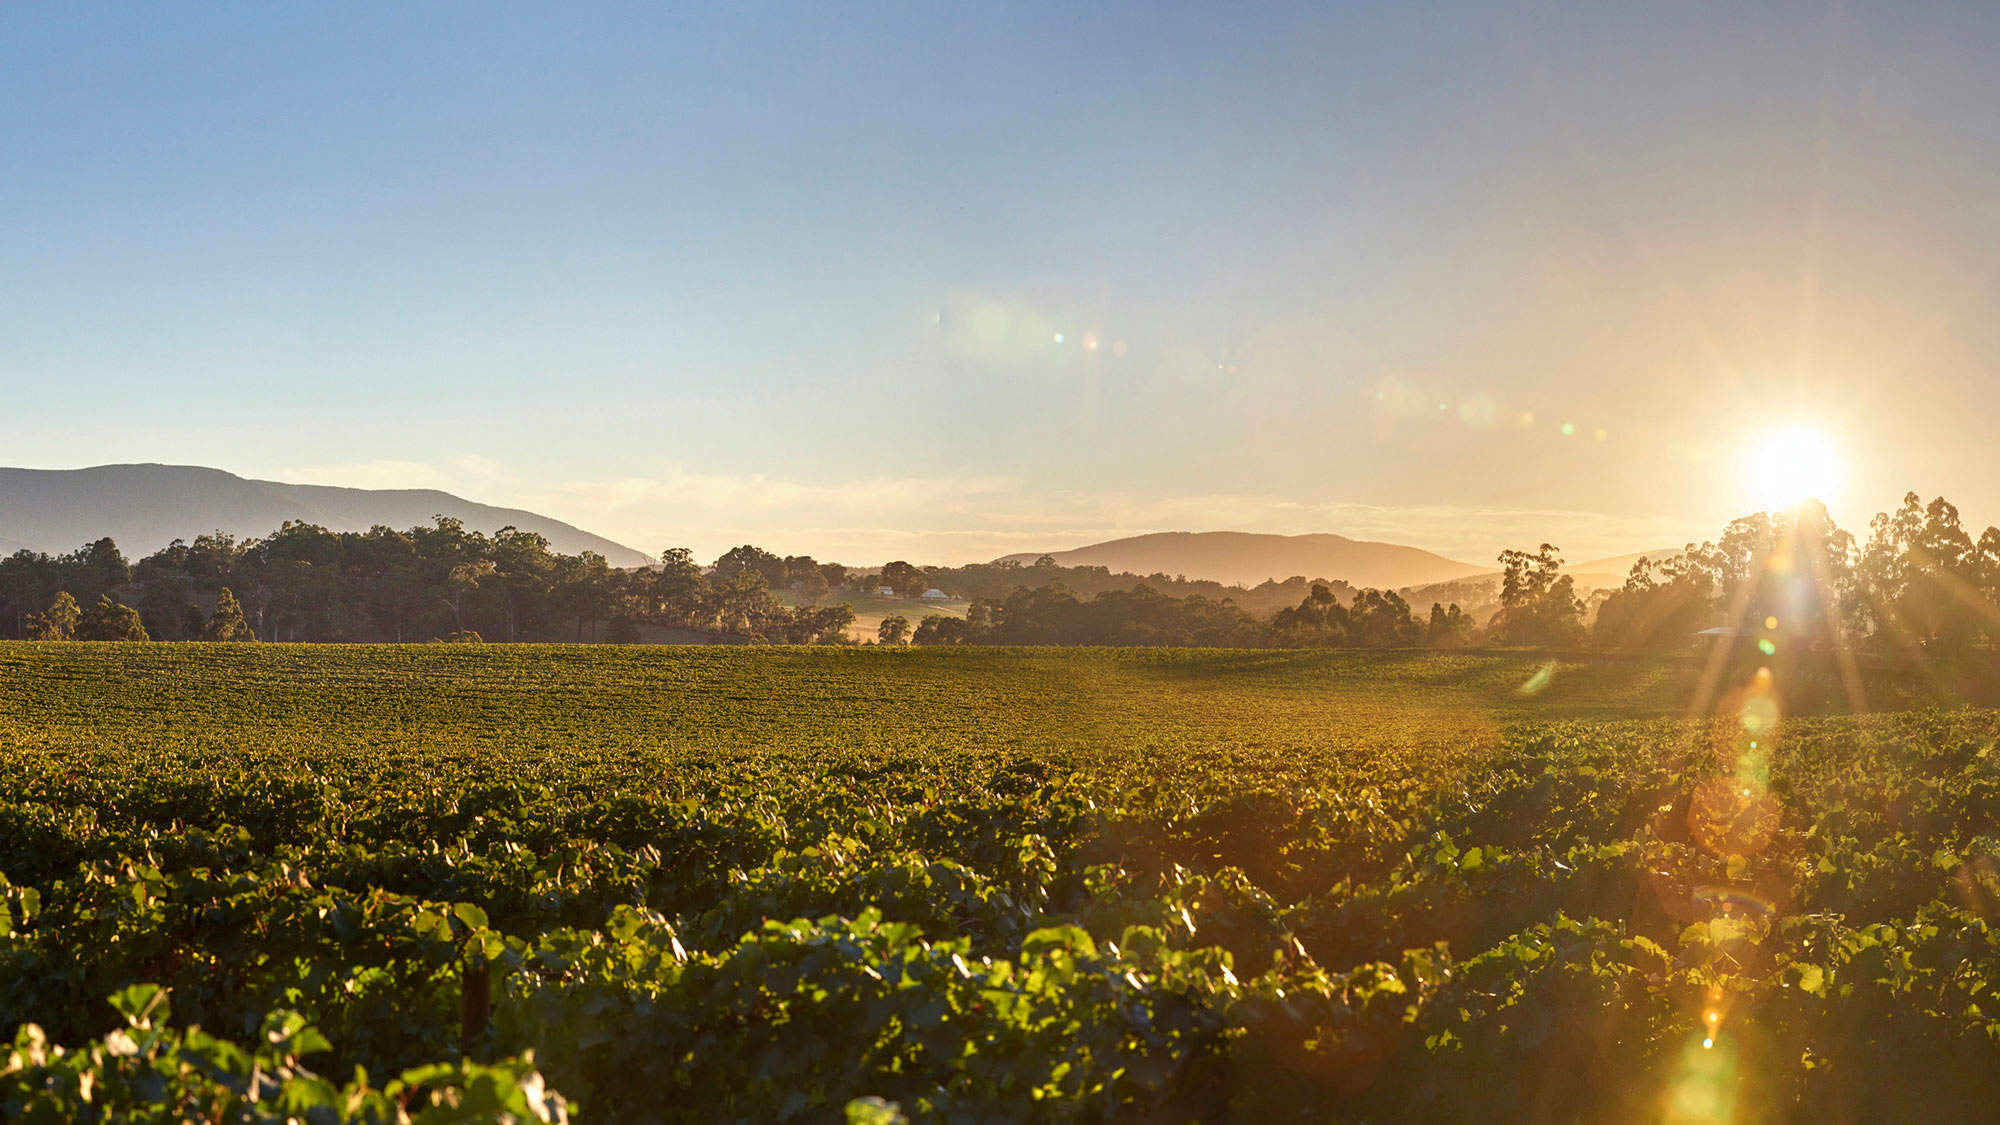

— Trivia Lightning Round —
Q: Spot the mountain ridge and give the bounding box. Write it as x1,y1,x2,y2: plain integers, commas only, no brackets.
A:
0,463,652,567
996,533,1687,592
996,530,1489,589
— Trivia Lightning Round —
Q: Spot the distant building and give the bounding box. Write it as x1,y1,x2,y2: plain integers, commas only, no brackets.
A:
877,586,896,597
920,588,949,601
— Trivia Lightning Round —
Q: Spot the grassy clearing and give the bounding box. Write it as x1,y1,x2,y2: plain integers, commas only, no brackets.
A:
772,588,970,641
0,643,1692,759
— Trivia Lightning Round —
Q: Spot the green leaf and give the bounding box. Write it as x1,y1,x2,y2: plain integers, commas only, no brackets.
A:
108,982,169,1025
1021,925,1096,958
846,1097,910,1125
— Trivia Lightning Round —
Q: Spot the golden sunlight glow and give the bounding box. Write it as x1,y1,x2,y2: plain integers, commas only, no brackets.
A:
1746,425,1842,510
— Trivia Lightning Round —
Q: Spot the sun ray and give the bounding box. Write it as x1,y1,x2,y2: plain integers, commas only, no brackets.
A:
1796,521,1871,720
1684,531,1774,723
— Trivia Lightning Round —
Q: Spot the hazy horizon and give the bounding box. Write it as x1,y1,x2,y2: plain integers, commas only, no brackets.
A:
10,3,1999,563
0,456,1859,570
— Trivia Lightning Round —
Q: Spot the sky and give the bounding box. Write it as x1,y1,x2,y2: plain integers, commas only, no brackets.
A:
6,2,2000,566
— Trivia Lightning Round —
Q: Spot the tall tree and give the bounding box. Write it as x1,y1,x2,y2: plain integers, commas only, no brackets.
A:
204,588,257,642
1491,544,1584,647
27,591,81,641
76,537,130,589
710,569,773,636
1857,493,1991,655
713,545,785,585
652,547,710,628
490,527,557,641
1593,554,1717,650
136,579,199,641
551,552,614,640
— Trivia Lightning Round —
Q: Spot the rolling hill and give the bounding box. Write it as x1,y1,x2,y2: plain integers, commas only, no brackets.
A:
1565,548,1684,586
996,531,1488,589
0,464,652,567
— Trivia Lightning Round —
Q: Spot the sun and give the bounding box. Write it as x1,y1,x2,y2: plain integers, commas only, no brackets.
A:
1746,424,1842,510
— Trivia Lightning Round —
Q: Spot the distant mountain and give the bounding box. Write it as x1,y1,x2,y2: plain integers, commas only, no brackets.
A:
0,464,652,568
996,531,1488,589
1565,548,1683,585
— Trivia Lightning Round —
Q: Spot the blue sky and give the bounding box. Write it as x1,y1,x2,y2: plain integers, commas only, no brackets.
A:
7,3,2000,563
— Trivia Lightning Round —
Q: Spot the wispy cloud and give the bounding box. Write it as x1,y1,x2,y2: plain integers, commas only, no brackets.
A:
532,470,1020,518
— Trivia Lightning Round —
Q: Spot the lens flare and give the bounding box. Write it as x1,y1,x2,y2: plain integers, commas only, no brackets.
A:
1739,694,1778,735
1516,661,1557,696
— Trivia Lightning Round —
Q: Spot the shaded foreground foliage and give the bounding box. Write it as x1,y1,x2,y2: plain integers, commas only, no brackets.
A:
3,644,2000,1119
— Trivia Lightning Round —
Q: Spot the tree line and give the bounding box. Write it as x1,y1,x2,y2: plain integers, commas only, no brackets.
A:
719,543,1357,616
0,519,855,644
3,492,1995,654
899,494,2000,656
1589,494,2000,660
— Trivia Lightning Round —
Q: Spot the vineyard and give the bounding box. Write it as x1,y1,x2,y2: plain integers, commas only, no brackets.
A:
4,643,2000,1120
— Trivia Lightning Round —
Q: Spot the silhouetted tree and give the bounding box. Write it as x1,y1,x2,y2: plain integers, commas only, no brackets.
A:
878,614,911,644
1593,553,1715,650
798,568,830,603
818,561,849,591
913,614,974,644
1857,493,1993,656
880,561,924,598
136,580,198,641
76,537,130,590
711,569,771,636
652,547,710,628
1270,584,1349,647
713,545,785,585
1349,589,1420,647
1426,602,1474,648
1490,544,1584,647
